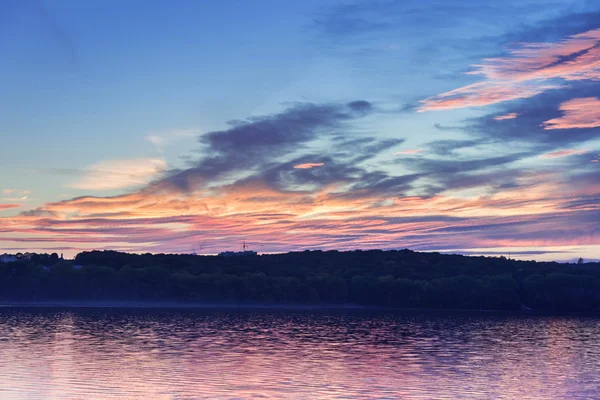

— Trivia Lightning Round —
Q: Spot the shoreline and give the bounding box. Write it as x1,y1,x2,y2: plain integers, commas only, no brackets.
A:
1,301,599,317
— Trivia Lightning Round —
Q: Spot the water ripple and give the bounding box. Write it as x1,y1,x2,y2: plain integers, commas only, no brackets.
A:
0,308,599,399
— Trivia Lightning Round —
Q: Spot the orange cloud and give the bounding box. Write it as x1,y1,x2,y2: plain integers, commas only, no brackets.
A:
540,149,587,159
493,112,519,121
0,204,19,210
419,28,600,111
542,97,600,130
2,165,599,260
293,163,325,169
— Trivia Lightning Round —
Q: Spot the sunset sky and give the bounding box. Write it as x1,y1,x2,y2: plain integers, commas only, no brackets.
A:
1,0,599,261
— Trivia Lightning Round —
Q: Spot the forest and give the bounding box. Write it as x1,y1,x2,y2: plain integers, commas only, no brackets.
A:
0,249,599,312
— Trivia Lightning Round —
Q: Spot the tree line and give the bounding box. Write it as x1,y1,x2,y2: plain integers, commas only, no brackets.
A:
0,249,599,312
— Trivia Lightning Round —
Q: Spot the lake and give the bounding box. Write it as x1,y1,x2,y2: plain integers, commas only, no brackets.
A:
0,307,598,399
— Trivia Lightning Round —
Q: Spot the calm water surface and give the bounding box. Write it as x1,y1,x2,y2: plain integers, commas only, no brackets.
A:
0,307,599,399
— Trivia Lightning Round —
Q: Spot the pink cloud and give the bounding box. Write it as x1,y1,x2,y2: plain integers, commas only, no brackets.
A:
2,166,599,260
542,97,600,130
419,28,600,111
293,163,324,169
394,149,422,155
493,112,519,121
540,149,588,159
419,82,558,111
0,204,19,210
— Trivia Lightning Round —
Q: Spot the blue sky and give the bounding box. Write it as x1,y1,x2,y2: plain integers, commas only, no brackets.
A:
1,0,599,260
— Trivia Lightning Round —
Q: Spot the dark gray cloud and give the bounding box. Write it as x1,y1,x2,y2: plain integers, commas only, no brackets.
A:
253,156,366,193
388,150,536,197
399,152,531,174
237,135,408,196
343,172,423,199
160,101,377,191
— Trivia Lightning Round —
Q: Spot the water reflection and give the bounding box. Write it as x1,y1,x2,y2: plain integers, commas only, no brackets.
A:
0,308,599,399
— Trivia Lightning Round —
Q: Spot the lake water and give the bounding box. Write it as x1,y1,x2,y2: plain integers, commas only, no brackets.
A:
0,307,599,399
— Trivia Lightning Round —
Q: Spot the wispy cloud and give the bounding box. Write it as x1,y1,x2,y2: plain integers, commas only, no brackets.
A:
419,28,600,111
147,128,199,152
494,112,519,121
540,149,588,159
293,163,325,169
0,204,19,210
394,149,422,155
67,159,167,191
419,82,559,111
3,189,30,196
542,97,600,130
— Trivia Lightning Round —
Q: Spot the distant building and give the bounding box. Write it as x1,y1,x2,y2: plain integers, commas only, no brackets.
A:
0,254,17,263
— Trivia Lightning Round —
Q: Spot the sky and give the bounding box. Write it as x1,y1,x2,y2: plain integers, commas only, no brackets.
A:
1,0,599,261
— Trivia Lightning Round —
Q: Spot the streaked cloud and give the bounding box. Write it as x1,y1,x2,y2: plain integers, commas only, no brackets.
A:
542,97,600,130
3,163,599,260
0,204,19,210
394,149,422,155
419,82,558,111
67,159,167,191
419,28,600,111
540,149,588,159
3,189,30,196
494,112,519,121
147,128,199,152
293,163,325,169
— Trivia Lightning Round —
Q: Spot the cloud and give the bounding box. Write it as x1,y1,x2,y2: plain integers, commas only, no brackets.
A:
4,167,599,260
494,112,519,121
3,94,599,260
419,82,560,111
3,189,30,196
419,28,600,111
67,159,167,191
425,139,490,156
394,149,422,155
542,97,600,130
463,84,600,149
540,149,588,158
0,204,19,210
293,163,325,169
1,189,32,203
400,153,531,175
147,128,199,152
159,101,375,192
